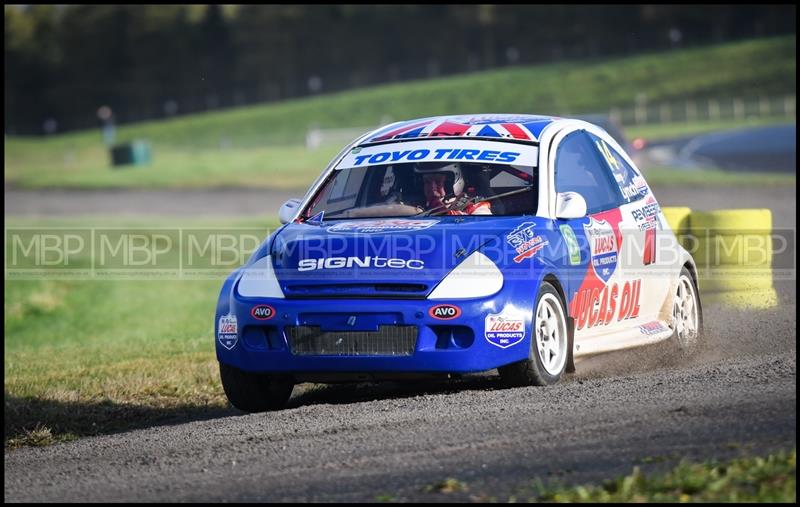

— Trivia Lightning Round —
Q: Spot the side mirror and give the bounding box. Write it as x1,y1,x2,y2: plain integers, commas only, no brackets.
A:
279,198,303,224
555,192,587,219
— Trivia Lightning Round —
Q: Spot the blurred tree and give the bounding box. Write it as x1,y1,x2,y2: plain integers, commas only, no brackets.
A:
3,4,796,134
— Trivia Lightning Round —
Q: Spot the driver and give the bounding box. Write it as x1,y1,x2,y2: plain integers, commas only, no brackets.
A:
415,162,492,215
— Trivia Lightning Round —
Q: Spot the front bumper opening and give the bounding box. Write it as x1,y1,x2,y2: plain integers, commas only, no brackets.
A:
286,325,418,356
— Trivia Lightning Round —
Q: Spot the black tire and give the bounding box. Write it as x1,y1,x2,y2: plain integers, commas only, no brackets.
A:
671,266,703,351
499,282,569,387
219,363,294,412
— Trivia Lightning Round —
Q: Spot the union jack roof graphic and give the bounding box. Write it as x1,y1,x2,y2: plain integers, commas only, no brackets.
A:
365,114,558,143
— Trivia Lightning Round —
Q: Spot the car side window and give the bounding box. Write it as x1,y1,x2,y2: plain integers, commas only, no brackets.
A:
555,131,623,215
587,132,648,204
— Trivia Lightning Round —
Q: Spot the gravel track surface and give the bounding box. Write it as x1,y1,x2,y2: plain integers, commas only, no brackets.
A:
4,184,796,501
4,291,796,502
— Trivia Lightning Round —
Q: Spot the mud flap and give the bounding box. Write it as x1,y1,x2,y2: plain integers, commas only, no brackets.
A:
566,315,576,373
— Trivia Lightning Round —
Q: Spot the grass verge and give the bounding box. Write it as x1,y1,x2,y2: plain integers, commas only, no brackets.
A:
626,115,795,142
525,449,797,502
4,35,795,190
642,166,796,187
4,216,280,448
416,449,796,502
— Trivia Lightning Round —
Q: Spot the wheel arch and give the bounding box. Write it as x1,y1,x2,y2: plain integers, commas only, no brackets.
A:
540,273,576,373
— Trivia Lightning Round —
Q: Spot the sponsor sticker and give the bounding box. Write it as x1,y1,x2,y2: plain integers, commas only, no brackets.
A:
584,217,618,283
559,224,581,265
595,137,648,202
218,314,238,350
327,219,438,234
251,304,276,320
639,320,669,336
297,256,424,271
631,196,660,231
485,311,525,348
429,304,462,320
506,222,549,263
336,140,539,169
570,279,642,331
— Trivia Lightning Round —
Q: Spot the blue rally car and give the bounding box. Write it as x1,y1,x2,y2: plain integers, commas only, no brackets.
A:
215,114,703,411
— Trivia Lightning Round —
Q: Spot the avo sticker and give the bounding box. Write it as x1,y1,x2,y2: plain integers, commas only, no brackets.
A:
429,304,462,320
251,305,276,320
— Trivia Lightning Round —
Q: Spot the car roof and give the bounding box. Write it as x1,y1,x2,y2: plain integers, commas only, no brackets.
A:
361,114,561,145
573,114,629,148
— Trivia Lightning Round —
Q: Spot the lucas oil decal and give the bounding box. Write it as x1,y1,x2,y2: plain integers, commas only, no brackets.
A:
584,218,618,283
570,279,642,331
485,311,525,348
218,314,238,350
506,222,549,263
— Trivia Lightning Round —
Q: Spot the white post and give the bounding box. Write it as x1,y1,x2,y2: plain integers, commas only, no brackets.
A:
609,107,621,126
709,99,719,122
784,95,796,117
306,128,322,150
634,93,647,125
733,98,744,120
759,96,769,117
660,103,671,123
686,100,696,123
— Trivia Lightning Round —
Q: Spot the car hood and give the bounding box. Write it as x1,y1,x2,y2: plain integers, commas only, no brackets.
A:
262,216,525,298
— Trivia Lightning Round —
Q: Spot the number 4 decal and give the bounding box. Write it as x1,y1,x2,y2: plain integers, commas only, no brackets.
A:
595,139,620,171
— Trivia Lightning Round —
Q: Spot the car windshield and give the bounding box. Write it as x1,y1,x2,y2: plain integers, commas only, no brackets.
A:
302,161,538,219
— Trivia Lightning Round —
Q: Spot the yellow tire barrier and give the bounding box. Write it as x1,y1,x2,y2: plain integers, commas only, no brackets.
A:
661,207,693,250
661,207,692,235
689,209,773,267
701,288,778,310
697,265,774,293
665,207,777,310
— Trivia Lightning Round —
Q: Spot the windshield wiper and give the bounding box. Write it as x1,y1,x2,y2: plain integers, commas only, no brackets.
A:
415,186,534,217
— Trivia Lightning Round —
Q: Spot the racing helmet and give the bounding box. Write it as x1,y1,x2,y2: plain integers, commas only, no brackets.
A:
414,162,465,196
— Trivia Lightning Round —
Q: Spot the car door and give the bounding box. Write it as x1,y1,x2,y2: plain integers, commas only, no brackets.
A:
587,131,671,328
552,130,640,346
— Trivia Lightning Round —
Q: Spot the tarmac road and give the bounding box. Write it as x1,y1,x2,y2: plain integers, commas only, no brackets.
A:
4,184,796,501
4,183,796,227
643,123,796,173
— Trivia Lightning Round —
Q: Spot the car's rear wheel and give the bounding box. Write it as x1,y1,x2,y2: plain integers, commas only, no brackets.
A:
671,266,702,350
500,282,568,387
219,363,294,412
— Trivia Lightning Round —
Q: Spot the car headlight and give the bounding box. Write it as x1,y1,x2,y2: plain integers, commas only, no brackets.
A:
428,251,504,300
236,255,285,299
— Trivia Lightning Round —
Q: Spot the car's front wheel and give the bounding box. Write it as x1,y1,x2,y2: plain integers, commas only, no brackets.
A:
499,282,569,387
219,363,294,412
